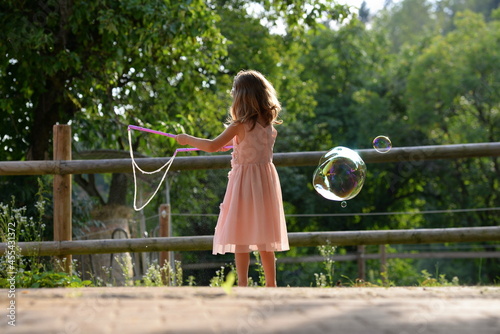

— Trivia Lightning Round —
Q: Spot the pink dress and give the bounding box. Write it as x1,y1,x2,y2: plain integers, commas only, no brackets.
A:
212,122,289,254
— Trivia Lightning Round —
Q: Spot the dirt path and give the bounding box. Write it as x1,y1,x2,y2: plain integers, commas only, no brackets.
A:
1,286,499,334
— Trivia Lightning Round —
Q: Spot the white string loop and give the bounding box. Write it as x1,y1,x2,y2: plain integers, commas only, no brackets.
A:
128,129,177,211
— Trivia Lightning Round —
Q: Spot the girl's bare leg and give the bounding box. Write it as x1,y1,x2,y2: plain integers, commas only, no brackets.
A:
235,252,250,287
259,251,277,287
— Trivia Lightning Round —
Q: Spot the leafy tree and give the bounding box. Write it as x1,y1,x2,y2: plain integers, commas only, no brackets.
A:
407,10,500,142
0,0,227,210
434,0,500,25
1,0,226,161
358,1,371,23
405,10,499,226
374,0,438,52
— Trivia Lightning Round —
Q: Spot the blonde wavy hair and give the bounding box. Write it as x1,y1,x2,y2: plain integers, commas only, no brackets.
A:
228,70,282,129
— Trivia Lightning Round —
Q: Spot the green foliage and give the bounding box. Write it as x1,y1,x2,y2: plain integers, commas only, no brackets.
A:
1,0,228,161
373,0,438,52
0,183,48,276
384,256,420,286
418,269,460,287
141,260,183,287
186,275,197,287
407,10,500,143
0,268,92,289
1,0,499,287
209,263,235,287
221,271,236,294
0,190,92,288
313,243,336,287
252,251,267,287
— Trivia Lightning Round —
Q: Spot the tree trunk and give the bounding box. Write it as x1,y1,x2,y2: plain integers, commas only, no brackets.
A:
108,173,128,206
28,77,76,160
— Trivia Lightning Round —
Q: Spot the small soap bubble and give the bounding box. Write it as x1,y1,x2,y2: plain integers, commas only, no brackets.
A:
372,136,392,153
313,146,367,201
341,201,347,208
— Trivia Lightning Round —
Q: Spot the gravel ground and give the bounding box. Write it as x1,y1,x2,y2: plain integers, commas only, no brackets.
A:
1,286,499,334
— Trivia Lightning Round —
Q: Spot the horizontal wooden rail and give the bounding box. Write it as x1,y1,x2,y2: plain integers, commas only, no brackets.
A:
0,142,498,175
183,251,500,269
2,226,498,256
302,250,500,262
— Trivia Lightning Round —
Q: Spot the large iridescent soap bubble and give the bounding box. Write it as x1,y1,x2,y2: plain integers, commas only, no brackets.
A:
313,147,367,201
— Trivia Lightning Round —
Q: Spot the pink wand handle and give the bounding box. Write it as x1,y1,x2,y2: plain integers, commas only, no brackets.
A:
176,147,201,152
128,125,233,151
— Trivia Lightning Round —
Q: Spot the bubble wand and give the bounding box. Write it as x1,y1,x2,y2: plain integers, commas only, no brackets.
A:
127,125,233,151
127,125,232,210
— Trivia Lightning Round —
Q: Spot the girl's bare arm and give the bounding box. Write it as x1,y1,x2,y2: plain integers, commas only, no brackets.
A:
176,123,242,153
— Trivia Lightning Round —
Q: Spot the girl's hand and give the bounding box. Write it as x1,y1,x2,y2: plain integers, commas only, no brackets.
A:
176,134,189,146
218,146,231,152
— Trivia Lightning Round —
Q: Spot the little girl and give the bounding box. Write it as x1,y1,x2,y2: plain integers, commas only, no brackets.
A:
176,70,289,287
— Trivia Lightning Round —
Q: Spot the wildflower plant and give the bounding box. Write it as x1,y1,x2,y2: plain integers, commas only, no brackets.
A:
0,196,45,282
186,275,196,286
143,263,164,287
209,265,227,287
210,263,236,287
314,242,337,287
142,260,184,286
419,269,460,287
115,255,134,287
0,179,91,288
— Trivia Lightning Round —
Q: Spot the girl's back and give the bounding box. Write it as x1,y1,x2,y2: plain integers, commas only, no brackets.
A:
213,119,288,255
231,122,276,166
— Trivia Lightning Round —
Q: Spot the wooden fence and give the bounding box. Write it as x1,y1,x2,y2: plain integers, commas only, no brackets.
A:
1,142,499,175
2,226,499,256
1,125,499,276
182,245,500,282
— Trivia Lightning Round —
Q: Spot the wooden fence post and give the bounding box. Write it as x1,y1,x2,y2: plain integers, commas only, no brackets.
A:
380,244,388,284
357,245,366,281
159,203,172,284
53,124,72,274
138,207,148,277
